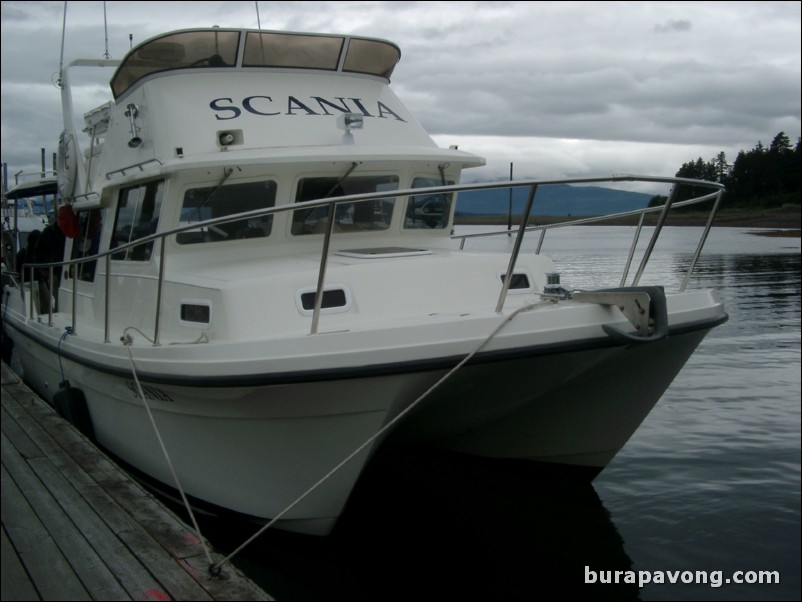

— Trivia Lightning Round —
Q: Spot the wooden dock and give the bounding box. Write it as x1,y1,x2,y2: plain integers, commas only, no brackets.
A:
1,361,272,601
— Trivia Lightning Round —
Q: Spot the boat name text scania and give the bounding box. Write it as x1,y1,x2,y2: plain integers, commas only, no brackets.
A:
209,95,407,121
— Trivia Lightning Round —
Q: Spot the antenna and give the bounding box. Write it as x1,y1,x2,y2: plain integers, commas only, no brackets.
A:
255,1,262,29
57,1,68,88
508,162,513,233
103,1,110,58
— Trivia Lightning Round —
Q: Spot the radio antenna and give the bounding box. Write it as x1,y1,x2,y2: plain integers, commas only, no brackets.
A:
103,1,110,58
57,1,68,88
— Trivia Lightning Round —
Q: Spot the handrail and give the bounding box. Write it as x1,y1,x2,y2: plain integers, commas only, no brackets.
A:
455,189,723,243
14,175,724,343
497,184,538,312
454,187,724,295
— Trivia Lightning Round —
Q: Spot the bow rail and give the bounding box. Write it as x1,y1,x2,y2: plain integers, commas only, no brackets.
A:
9,175,724,342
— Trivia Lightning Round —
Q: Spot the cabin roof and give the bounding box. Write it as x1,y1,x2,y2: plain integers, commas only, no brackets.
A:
5,176,58,200
111,28,402,99
155,144,486,175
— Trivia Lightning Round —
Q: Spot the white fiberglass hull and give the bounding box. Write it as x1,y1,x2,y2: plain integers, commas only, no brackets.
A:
4,289,725,534
390,326,711,473
9,331,413,535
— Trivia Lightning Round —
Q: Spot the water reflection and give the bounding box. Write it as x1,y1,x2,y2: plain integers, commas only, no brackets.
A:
196,445,640,601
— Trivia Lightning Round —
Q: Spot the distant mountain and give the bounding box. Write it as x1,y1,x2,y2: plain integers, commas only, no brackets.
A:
455,184,652,217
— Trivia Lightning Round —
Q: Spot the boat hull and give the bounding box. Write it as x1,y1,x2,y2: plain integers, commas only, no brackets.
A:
6,309,718,534
390,326,711,469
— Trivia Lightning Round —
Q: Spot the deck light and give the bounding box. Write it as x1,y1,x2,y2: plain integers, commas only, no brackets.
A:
337,113,363,144
125,103,142,147
342,113,364,130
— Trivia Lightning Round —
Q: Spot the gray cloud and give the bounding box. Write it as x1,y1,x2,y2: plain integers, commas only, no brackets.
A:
2,0,799,186
654,19,692,33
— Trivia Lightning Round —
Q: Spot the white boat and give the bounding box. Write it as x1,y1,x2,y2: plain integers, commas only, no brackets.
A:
2,28,727,535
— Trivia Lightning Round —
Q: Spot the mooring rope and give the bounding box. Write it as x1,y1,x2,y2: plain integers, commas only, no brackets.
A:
57,327,73,386
122,341,216,570
210,299,553,574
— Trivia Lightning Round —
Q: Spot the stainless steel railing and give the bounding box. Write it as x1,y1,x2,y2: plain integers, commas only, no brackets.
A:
14,175,724,343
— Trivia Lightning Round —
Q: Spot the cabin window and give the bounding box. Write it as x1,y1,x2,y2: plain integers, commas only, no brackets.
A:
292,175,397,235
111,30,240,98
404,177,454,230
342,38,401,79
111,181,165,261
243,32,343,69
176,180,277,245
69,209,103,282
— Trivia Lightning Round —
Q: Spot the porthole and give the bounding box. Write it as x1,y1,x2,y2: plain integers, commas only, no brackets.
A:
295,285,352,316
499,271,533,293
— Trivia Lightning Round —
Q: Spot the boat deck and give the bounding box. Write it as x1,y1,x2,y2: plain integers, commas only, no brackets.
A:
0,361,271,601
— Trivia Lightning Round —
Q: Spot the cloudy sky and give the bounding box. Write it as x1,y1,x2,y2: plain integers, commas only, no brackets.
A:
1,1,800,191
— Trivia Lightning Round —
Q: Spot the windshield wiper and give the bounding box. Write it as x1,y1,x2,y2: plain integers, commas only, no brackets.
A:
323,162,359,198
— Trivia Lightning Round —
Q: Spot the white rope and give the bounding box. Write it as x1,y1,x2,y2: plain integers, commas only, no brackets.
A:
122,326,208,346
123,344,216,571
212,299,552,572
122,326,155,345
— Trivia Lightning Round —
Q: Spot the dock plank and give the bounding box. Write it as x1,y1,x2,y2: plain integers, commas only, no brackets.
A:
0,461,91,601
4,402,212,601
1,525,40,601
1,361,271,601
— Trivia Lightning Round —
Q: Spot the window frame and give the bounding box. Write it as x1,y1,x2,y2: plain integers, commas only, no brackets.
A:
110,180,165,262
175,178,279,246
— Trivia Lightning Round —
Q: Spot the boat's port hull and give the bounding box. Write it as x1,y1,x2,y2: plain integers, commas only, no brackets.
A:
7,311,718,535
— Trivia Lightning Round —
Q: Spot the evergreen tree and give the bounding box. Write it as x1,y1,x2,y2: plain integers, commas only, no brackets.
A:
713,152,730,183
678,133,801,209
674,157,718,208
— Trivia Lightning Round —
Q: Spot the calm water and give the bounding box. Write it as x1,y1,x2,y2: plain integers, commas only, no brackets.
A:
194,226,800,601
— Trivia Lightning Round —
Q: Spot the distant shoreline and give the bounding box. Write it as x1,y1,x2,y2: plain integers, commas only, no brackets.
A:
454,207,801,237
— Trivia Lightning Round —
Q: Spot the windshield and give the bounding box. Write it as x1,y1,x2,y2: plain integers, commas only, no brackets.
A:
404,177,454,230
111,29,401,98
292,175,398,235
111,30,240,98
176,180,277,244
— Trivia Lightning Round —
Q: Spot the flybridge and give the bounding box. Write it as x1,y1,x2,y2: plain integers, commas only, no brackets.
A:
111,28,402,99
57,26,446,186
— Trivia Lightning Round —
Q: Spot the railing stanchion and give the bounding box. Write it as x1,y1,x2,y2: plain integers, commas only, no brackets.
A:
311,202,337,335
104,255,111,343
681,190,723,292
632,183,679,286
153,239,166,346
497,184,537,313
535,227,547,255
71,265,77,334
620,212,646,287
48,267,54,326
28,266,34,318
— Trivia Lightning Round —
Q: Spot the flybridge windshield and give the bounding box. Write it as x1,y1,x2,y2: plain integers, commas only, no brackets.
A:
111,29,401,98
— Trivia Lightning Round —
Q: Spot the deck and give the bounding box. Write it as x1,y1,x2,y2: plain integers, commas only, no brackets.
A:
1,361,271,601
